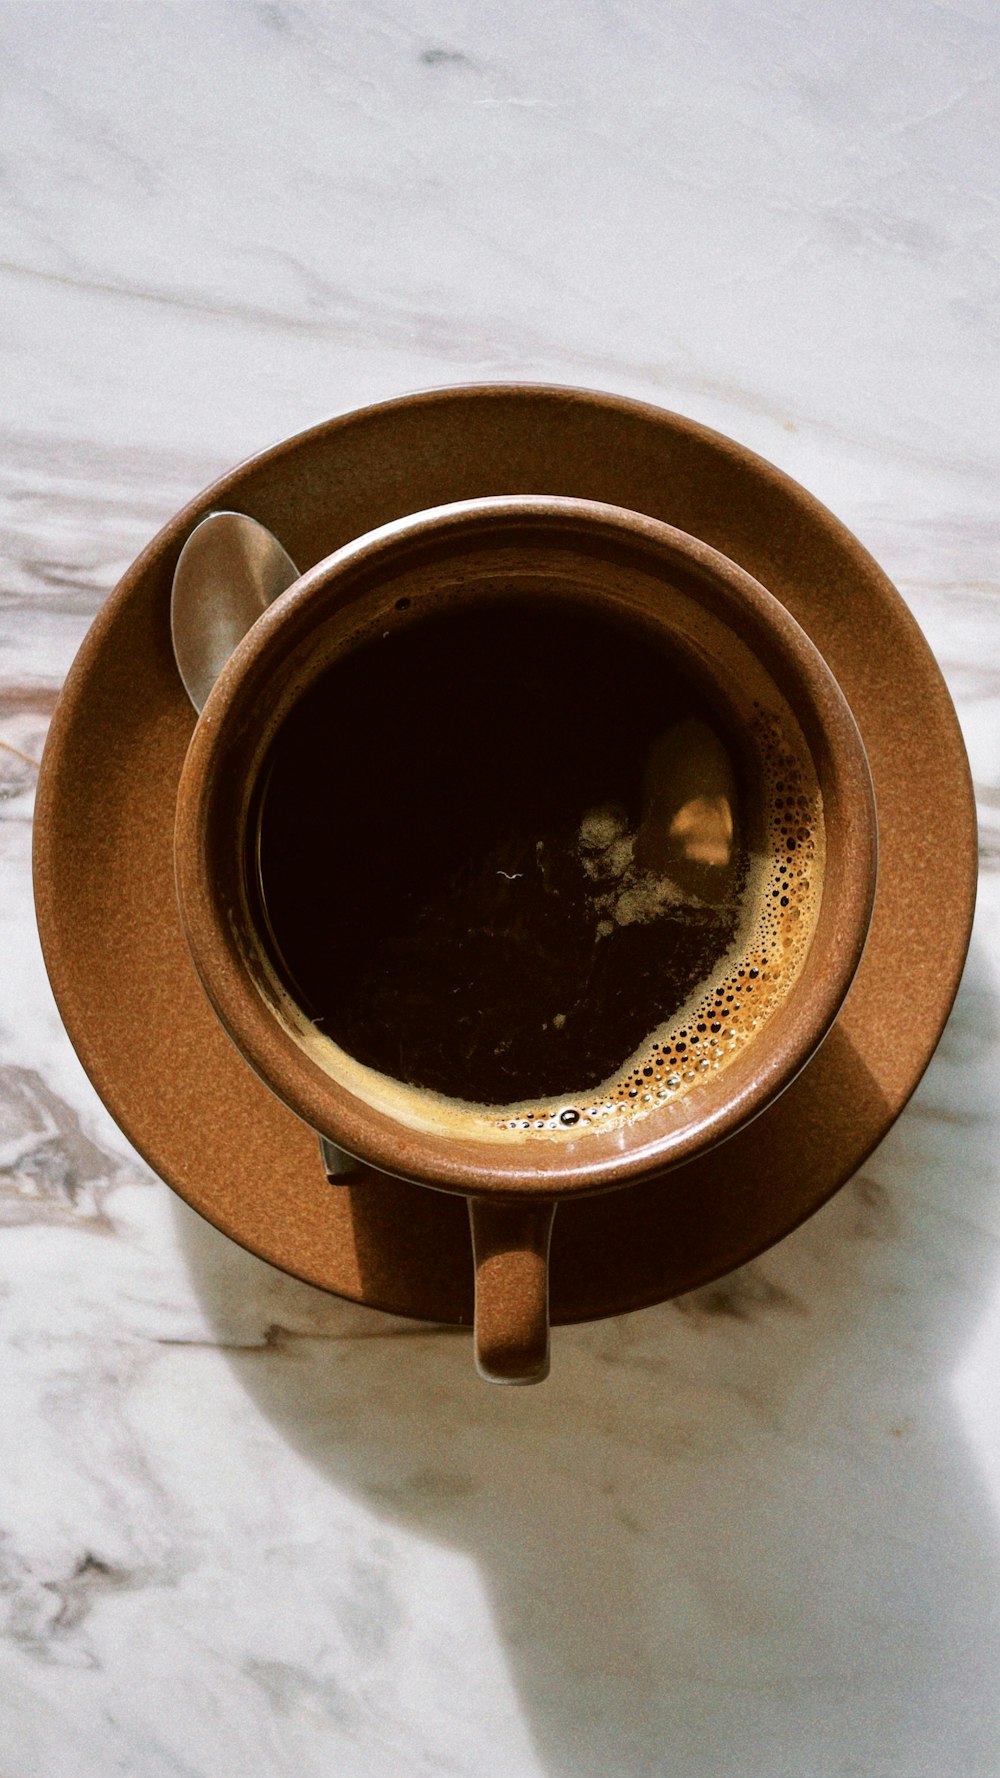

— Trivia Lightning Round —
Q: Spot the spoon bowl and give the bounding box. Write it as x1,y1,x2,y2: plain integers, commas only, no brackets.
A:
171,510,300,714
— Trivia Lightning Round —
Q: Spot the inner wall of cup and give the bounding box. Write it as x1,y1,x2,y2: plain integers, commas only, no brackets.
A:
222,541,827,1147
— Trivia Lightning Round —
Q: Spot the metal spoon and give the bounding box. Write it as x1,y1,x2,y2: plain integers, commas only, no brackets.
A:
170,510,360,1186
170,510,301,714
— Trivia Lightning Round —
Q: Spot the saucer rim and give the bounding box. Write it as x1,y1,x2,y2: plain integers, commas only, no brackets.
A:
33,382,977,1325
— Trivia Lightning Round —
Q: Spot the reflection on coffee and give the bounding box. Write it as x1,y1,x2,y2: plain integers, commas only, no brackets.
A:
250,598,823,1137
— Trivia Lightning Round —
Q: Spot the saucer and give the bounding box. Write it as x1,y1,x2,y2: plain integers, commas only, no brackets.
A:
33,386,977,1326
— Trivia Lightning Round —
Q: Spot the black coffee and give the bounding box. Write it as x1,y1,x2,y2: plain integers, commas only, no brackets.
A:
250,598,756,1107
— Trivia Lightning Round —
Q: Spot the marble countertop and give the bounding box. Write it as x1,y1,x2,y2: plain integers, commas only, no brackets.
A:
2,4,998,1774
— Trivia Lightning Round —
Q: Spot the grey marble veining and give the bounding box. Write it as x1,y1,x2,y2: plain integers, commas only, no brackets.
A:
1,3,999,1775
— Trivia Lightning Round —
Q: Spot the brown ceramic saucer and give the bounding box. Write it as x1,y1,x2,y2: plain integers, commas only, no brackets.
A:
33,385,977,1329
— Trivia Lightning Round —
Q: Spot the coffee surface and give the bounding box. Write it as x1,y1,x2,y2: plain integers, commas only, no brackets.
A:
251,598,760,1109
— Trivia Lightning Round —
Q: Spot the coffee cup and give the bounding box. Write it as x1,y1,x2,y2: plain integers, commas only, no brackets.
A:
173,496,877,1383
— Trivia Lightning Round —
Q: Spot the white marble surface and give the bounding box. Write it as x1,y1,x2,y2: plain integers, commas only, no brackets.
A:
1,3,998,1774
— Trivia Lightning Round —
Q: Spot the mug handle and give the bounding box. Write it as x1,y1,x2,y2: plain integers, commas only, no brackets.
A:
468,1199,557,1384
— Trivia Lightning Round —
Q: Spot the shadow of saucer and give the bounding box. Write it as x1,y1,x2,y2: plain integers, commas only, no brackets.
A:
175,934,1000,1776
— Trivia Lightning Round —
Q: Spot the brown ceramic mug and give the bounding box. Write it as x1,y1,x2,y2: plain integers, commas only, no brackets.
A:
173,496,877,1383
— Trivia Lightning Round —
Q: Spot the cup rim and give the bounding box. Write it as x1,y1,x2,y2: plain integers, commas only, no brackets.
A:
174,494,877,1199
